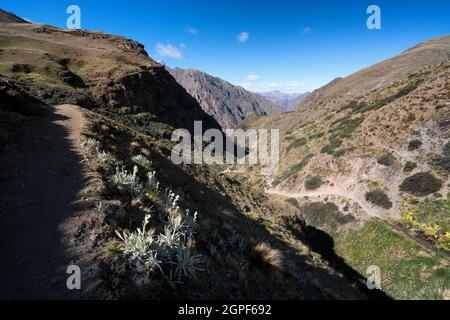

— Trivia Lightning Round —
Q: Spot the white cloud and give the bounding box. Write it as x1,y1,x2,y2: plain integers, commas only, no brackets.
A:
22,17,33,23
185,26,198,36
237,32,249,43
302,27,312,34
246,74,259,81
156,43,183,60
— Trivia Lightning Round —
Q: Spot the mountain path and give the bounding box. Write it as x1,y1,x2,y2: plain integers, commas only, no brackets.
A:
0,104,86,299
266,187,380,218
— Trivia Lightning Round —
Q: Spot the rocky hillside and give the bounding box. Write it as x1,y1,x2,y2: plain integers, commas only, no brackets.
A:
0,9,381,300
0,9,29,23
243,36,450,298
301,35,450,105
249,36,450,219
169,67,281,128
0,13,220,134
259,91,309,112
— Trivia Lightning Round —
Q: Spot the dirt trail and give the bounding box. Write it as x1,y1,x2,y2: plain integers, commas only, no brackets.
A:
266,188,380,218
0,104,86,299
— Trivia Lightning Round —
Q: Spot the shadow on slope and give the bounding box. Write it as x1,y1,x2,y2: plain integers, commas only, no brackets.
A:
83,113,390,300
0,105,85,299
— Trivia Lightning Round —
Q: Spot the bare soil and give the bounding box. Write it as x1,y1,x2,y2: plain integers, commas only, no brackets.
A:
0,104,86,299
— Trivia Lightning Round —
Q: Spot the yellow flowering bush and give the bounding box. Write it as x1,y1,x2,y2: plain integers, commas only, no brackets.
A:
400,197,450,251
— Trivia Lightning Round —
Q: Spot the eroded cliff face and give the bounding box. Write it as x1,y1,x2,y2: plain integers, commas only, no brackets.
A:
169,67,281,128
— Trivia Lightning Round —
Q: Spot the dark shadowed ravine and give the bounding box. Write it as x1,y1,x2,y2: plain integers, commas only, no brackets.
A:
0,105,85,299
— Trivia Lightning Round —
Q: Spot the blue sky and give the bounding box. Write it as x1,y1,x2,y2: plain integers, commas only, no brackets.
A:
2,0,449,92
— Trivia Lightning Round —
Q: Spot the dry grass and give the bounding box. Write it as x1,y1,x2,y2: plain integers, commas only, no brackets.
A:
252,242,284,272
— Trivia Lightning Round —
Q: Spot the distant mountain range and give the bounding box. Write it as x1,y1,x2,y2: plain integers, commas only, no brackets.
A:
258,91,310,111
168,68,282,128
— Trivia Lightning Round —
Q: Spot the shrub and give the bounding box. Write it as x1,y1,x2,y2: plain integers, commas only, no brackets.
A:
252,242,284,272
132,154,150,167
83,138,101,152
95,201,109,214
365,190,393,209
171,246,204,283
333,117,364,138
377,153,396,166
305,176,323,190
408,139,422,151
11,64,32,73
403,161,417,172
299,202,353,232
286,198,300,209
334,149,346,158
146,171,160,192
288,137,307,150
274,154,313,185
97,151,115,166
321,138,343,155
436,156,450,173
308,132,325,140
401,197,450,251
115,170,202,284
404,113,416,123
109,166,144,198
399,172,442,197
443,142,450,157
115,215,161,271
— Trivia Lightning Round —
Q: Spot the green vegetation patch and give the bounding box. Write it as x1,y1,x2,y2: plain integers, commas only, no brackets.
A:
433,141,450,173
11,63,33,74
333,149,347,158
365,190,393,209
399,172,442,197
300,202,354,234
443,142,450,157
335,219,450,299
331,116,364,139
321,137,343,155
403,161,417,173
286,197,300,209
353,81,421,114
287,137,307,151
377,153,396,167
408,139,423,151
401,197,450,251
273,154,314,186
308,132,325,141
304,176,323,190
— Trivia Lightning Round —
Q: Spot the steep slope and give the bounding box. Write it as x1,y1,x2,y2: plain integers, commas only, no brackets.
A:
0,9,29,23
169,67,281,128
243,36,450,299
0,9,379,300
259,91,309,112
299,35,450,109
0,14,220,134
250,36,450,220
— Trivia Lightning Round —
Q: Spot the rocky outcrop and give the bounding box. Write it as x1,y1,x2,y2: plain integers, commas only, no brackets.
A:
169,68,281,128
